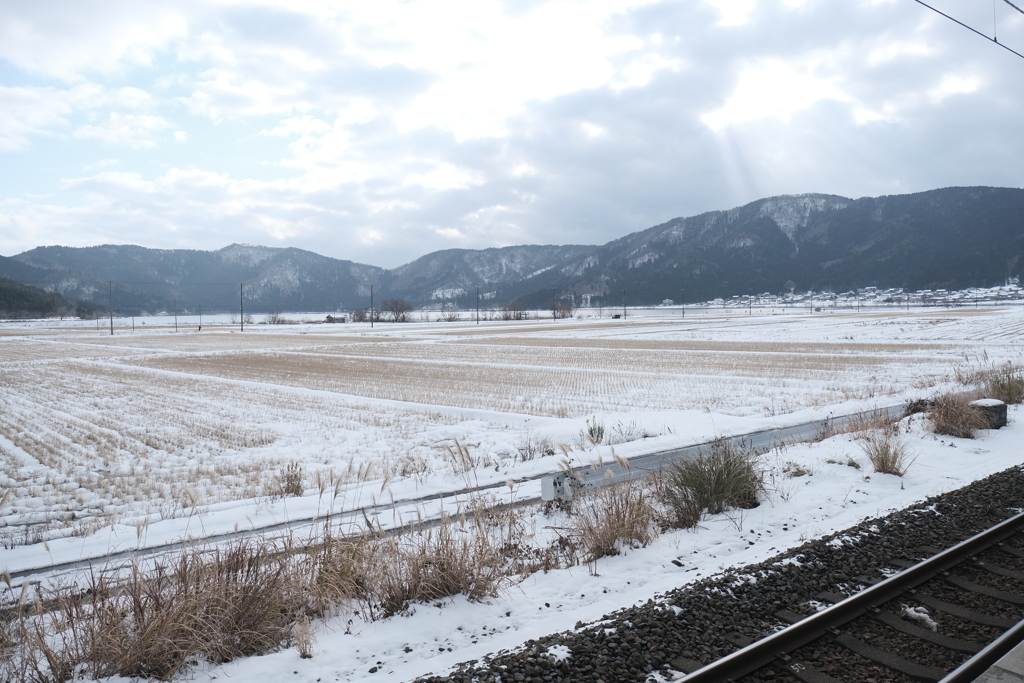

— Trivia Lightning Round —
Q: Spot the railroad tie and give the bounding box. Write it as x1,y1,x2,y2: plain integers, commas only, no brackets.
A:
946,574,1024,606
872,609,983,653
912,591,1018,628
976,558,1024,581
834,631,949,682
774,655,844,683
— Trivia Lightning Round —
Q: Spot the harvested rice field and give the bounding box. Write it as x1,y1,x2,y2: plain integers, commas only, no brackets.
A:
1,307,1022,547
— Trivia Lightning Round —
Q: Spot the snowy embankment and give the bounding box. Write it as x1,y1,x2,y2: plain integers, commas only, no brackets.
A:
173,406,1024,683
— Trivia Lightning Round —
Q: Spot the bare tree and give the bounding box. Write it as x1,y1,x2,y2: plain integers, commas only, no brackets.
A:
440,301,460,322
499,303,527,321
351,308,368,323
382,298,413,322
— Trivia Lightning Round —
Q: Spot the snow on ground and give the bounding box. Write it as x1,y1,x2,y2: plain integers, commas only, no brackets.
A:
112,405,1024,683
1,306,1023,681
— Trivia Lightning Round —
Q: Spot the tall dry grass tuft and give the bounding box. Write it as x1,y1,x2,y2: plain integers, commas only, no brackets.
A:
657,439,763,526
929,392,988,439
985,363,1024,405
2,539,310,682
313,501,538,620
569,480,656,563
861,428,916,476
442,439,477,474
370,520,511,617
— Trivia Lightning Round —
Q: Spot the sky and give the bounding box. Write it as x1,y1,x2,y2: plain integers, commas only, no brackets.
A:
1,0,1022,269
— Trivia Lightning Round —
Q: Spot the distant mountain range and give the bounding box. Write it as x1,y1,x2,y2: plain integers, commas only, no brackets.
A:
2,186,1022,315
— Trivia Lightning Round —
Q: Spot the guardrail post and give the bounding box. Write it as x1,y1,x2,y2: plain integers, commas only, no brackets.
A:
541,474,569,501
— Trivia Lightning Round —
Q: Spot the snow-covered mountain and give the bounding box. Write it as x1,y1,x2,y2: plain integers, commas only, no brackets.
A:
4,186,1023,312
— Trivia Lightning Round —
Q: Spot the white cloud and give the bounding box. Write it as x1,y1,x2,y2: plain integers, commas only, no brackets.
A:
403,162,483,190
1,0,1022,270
74,113,173,148
433,227,463,239
260,116,333,137
868,40,932,65
334,0,663,139
701,59,849,131
83,158,119,171
0,3,188,81
929,73,979,103
0,83,108,151
705,0,758,26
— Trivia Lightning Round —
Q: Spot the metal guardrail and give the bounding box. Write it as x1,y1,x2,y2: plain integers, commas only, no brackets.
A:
541,403,909,501
10,401,912,586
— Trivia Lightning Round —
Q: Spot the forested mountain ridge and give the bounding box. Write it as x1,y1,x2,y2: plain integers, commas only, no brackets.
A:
2,186,1022,314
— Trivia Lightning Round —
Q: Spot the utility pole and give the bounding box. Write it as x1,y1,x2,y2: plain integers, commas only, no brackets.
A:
622,291,626,320
199,303,202,331
552,288,556,320
131,297,135,332
108,281,113,335
748,289,752,316
476,287,480,324
370,284,374,329
681,289,685,319
240,283,244,332
174,298,178,332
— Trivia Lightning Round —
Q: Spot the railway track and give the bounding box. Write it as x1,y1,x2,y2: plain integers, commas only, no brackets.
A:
417,464,1024,683
679,510,1024,683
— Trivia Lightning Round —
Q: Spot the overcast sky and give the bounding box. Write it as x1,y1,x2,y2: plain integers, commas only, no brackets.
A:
1,0,1022,268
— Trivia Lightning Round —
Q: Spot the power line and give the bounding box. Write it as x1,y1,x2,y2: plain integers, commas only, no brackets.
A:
911,0,1024,60
1002,0,1024,17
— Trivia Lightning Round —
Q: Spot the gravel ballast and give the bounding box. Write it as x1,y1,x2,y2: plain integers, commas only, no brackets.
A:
416,464,1024,683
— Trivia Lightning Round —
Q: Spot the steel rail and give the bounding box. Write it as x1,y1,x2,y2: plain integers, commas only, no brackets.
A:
679,509,1024,682
7,401,911,586
937,616,1024,683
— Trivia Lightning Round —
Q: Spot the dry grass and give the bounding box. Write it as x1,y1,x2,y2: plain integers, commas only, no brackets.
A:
656,439,763,526
568,480,656,563
929,392,988,439
2,314,1017,551
130,341,919,419
984,363,1024,405
1,478,691,680
1,500,544,681
861,429,916,476
0,360,455,546
2,539,310,682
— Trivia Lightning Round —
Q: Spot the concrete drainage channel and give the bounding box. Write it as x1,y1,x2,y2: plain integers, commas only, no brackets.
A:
8,400,917,588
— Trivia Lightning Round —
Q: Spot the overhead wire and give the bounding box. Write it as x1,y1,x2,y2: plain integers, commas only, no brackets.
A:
1001,0,1024,16
911,0,1024,59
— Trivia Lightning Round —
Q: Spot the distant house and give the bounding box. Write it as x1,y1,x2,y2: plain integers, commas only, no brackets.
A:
325,315,347,323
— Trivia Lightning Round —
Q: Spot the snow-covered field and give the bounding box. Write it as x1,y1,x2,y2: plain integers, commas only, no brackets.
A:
2,306,1023,681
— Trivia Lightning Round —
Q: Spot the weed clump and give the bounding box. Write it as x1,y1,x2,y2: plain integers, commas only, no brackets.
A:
570,480,655,562
656,439,763,529
929,392,988,439
985,363,1024,405
861,429,916,476
3,540,309,682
